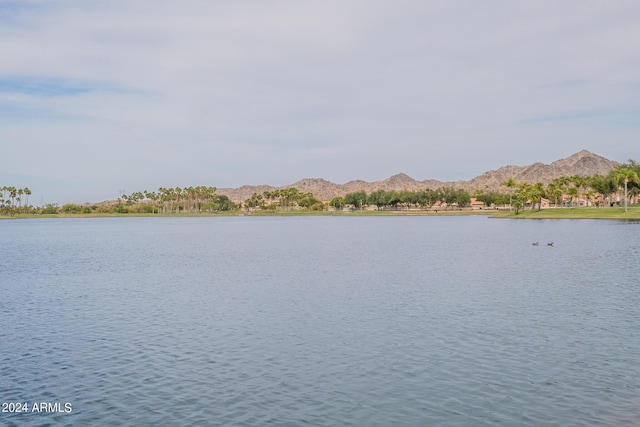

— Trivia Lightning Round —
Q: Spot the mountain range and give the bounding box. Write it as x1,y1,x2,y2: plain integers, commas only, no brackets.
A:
217,150,620,202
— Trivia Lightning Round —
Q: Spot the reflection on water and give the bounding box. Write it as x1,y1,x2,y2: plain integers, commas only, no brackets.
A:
1,216,639,426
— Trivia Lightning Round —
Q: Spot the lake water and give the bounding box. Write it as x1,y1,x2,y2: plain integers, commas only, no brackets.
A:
1,216,639,426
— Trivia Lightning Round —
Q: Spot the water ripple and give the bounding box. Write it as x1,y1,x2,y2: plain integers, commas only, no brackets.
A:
1,217,639,426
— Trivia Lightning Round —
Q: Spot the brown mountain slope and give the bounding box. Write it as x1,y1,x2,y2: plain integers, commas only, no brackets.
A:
217,150,620,202
465,150,619,192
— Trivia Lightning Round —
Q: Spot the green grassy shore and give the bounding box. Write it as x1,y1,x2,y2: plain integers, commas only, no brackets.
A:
3,206,640,219
494,205,640,219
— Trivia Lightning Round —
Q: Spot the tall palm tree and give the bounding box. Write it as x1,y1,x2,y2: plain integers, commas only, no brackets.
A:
17,188,24,212
24,187,31,211
9,186,17,208
515,182,532,212
570,175,588,207
546,180,564,207
567,186,578,208
532,182,545,211
588,175,616,207
174,187,182,213
615,168,640,212
501,178,517,210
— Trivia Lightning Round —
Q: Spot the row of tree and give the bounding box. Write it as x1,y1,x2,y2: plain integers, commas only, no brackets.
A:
297,160,640,213
499,161,640,214
328,187,472,210
115,186,236,213
5,186,236,215
0,186,32,216
3,160,638,216
244,188,323,211
119,186,231,213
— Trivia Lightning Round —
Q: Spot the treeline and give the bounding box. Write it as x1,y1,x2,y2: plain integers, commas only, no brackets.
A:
311,160,640,213
498,160,640,214
328,187,472,210
1,185,325,215
117,186,234,214
95,186,235,214
5,186,238,216
244,188,323,211
3,160,638,216
0,186,32,216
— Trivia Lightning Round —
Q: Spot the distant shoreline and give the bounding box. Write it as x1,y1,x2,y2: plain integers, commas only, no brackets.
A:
2,206,639,220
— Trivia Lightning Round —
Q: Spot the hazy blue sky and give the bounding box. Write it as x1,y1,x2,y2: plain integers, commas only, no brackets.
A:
1,1,639,203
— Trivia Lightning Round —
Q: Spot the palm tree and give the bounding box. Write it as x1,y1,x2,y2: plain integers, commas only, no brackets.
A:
588,175,616,207
570,175,588,207
158,187,167,214
615,168,640,212
501,178,517,210
532,182,545,211
9,186,17,210
24,187,31,211
584,189,596,207
17,188,24,212
566,186,578,208
546,180,564,207
515,182,532,212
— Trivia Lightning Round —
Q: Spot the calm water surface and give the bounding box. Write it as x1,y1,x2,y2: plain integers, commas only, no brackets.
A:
1,216,639,426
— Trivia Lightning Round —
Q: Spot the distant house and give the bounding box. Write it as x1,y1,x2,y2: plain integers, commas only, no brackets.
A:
469,198,485,210
526,197,551,209
561,195,592,207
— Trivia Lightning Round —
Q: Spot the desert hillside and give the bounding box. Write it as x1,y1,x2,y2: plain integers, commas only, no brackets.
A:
218,150,619,202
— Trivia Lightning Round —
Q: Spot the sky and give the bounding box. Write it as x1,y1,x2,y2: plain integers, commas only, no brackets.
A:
1,0,639,204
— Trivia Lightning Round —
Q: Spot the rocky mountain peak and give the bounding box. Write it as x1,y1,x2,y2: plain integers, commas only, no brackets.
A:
550,149,610,169
387,173,416,183
467,150,619,191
